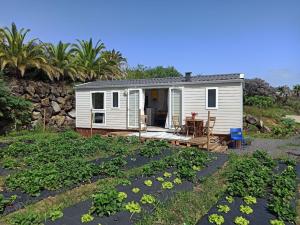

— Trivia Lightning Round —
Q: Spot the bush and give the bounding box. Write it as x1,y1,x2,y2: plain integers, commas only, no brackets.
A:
0,75,32,133
272,118,296,137
244,95,275,108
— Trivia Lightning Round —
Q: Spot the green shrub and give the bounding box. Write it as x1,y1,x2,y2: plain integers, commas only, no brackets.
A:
244,95,274,108
272,118,296,137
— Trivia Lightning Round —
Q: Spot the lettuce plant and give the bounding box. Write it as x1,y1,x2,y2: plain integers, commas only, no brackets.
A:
234,216,249,225
217,204,230,213
81,214,94,223
208,214,224,225
225,196,234,203
144,180,153,187
156,177,164,182
243,196,257,205
240,205,253,214
163,172,172,178
125,201,141,214
162,181,173,189
132,187,140,193
173,178,182,184
270,219,285,225
140,194,156,204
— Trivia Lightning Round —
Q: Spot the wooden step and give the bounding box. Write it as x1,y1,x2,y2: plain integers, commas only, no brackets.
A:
203,143,219,150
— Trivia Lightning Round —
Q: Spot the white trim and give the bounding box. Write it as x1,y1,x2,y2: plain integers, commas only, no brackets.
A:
90,91,106,125
111,91,120,109
168,87,184,128
206,87,218,110
127,88,141,128
239,73,245,79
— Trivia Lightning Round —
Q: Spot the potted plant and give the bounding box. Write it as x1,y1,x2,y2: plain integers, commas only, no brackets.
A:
191,112,198,120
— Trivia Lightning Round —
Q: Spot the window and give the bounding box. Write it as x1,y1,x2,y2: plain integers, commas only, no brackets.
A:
112,91,119,108
206,87,218,109
92,92,104,109
93,112,105,124
91,92,106,124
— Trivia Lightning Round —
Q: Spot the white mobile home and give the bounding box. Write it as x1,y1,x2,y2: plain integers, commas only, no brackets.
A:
75,73,244,135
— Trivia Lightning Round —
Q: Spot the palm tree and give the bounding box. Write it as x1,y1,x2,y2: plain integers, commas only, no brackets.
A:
45,41,80,81
0,23,57,79
72,38,105,81
101,49,127,79
293,84,300,97
277,85,291,103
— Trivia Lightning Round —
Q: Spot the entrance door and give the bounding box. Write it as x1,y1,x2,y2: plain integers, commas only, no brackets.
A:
169,88,182,128
128,89,140,128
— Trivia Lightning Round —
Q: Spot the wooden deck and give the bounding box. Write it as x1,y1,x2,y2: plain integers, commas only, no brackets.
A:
108,131,228,153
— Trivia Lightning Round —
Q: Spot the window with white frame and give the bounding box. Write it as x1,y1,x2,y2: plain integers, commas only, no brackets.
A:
206,87,218,109
112,91,119,108
91,92,106,124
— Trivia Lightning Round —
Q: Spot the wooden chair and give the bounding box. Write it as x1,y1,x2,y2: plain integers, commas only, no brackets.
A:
172,115,182,135
204,116,219,143
185,116,196,137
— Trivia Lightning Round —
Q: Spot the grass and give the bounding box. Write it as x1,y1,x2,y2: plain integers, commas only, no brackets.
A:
297,184,300,225
136,164,228,225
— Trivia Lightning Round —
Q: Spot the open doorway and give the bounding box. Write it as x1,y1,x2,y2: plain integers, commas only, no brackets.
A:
144,89,168,129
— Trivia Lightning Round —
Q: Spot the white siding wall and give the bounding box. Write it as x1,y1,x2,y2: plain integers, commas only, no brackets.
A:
76,81,243,134
183,82,243,134
76,88,128,129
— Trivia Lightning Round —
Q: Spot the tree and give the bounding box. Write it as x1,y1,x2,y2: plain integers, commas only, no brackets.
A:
44,41,80,81
126,65,182,79
293,84,300,97
244,78,276,97
72,38,105,81
0,23,58,79
276,85,291,103
101,49,127,80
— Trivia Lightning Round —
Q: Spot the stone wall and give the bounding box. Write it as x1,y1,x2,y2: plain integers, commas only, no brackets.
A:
8,78,76,129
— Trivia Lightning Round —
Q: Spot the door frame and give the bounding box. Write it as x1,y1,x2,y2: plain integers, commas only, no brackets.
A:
127,88,142,128
168,87,184,129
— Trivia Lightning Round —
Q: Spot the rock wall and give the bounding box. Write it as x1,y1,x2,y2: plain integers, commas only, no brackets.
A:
8,78,76,129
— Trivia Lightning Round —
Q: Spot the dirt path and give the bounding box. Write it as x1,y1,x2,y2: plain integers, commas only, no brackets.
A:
229,135,300,158
286,115,300,123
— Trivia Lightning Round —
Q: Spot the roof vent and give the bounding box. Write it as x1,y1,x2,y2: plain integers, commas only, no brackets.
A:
185,72,192,82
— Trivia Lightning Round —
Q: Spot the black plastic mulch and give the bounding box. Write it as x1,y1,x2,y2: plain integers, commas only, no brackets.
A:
45,153,228,225
0,148,174,215
195,197,294,225
196,161,300,225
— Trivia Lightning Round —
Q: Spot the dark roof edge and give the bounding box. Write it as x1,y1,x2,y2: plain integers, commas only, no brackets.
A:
75,77,244,90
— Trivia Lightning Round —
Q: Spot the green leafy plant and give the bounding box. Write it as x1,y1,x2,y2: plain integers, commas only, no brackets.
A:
243,196,257,205
11,212,41,225
0,194,17,214
268,165,296,222
156,177,164,182
81,214,94,223
132,187,140,193
225,196,234,203
162,181,174,189
234,216,249,225
217,205,230,213
117,192,127,201
125,201,141,214
173,177,182,184
49,209,63,221
270,219,285,225
240,205,253,214
192,165,201,171
208,214,224,225
139,140,168,158
244,95,274,108
144,179,153,187
140,194,156,204
163,172,172,178
90,189,124,216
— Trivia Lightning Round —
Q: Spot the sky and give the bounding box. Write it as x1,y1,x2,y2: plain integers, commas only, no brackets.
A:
0,0,299,87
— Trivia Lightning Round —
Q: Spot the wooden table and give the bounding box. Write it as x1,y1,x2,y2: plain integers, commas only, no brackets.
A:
185,118,204,137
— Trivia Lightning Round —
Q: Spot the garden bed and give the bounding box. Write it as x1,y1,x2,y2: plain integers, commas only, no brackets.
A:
196,151,300,225
44,152,228,225
0,147,174,215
